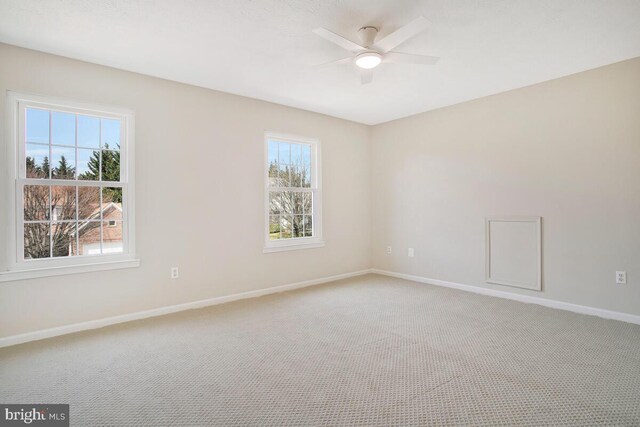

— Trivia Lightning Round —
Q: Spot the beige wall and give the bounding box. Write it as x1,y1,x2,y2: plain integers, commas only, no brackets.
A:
0,43,371,337
371,57,640,316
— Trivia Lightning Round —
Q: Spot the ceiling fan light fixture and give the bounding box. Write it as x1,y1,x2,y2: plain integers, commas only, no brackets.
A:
355,52,382,69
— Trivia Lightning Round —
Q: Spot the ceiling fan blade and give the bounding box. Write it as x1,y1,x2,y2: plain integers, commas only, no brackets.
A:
384,52,439,65
373,16,430,53
313,57,353,69
360,69,373,85
313,27,366,53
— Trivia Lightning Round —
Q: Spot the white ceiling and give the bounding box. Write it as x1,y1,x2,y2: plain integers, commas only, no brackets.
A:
1,0,639,125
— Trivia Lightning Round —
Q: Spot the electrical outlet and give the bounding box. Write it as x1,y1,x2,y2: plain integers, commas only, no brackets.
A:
171,267,179,279
386,246,392,254
616,271,626,284
408,248,414,258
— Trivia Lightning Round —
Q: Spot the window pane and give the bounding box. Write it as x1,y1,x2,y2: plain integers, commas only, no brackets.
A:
78,187,100,219
77,115,100,148
102,187,123,220
77,148,100,180
302,145,311,169
52,222,76,257
292,214,304,238
26,108,49,144
268,141,278,165
280,215,292,239
102,221,123,254
51,186,76,220
278,142,290,164
291,144,302,165
290,163,302,188
301,163,311,188
101,119,121,149
277,163,289,187
26,144,50,179
24,185,50,220
268,161,279,187
280,191,311,217
77,221,101,255
51,111,75,146
302,192,312,214
269,215,280,240
292,192,304,214
24,223,50,259
280,191,293,215
301,145,311,188
51,146,76,179
304,215,313,237
269,191,281,215
101,150,120,181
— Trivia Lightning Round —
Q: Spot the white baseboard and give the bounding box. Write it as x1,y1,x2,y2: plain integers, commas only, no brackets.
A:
371,269,640,325
0,269,372,348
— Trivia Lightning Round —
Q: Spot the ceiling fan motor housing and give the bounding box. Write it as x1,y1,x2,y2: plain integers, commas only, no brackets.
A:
358,26,379,48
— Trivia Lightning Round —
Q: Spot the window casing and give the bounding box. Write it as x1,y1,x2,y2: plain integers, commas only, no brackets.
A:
264,132,323,252
0,92,137,281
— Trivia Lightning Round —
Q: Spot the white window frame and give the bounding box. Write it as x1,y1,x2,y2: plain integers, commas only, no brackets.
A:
0,91,138,282
263,131,324,253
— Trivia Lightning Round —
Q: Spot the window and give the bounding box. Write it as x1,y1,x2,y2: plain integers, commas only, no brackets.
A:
0,92,137,281
264,132,323,252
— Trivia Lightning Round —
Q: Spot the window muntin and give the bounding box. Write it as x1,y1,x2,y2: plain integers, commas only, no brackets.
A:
17,102,130,262
265,133,322,250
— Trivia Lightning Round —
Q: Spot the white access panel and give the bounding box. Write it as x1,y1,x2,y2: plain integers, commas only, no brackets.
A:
485,217,542,291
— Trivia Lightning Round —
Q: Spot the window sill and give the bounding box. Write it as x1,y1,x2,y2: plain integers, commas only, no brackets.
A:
0,259,140,283
263,241,325,253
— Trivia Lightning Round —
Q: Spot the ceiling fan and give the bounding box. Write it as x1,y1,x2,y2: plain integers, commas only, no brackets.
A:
313,16,439,84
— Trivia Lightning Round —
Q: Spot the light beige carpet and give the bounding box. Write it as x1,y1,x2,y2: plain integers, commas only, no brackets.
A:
1,274,640,426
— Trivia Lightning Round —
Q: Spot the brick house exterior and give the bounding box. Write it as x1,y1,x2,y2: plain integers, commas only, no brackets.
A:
72,203,123,255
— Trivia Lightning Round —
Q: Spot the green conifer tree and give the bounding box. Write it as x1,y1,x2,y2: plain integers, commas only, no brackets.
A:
53,155,75,179
78,144,122,203
42,156,50,178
